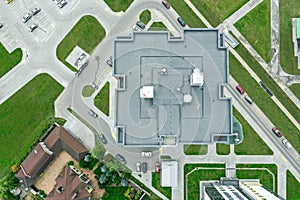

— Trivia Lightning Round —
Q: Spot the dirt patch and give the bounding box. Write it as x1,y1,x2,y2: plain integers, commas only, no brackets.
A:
35,151,74,194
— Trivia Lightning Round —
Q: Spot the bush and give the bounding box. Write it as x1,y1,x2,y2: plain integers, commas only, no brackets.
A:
39,190,45,195
11,165,20,173
67,161,74,166
79,157,98,170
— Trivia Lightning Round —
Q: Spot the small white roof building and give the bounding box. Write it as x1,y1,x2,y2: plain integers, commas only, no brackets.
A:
190,68,204,86
140,86,154,98
161,161,178,187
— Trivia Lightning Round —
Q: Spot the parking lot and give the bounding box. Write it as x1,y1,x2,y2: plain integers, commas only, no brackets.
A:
0,16,18,52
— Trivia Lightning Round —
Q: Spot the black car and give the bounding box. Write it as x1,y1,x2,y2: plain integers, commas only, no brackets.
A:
99,134,107,144
136,21,145,29
142,162,147,173
0,23,3,29
177,17,186,27
116,154,127,164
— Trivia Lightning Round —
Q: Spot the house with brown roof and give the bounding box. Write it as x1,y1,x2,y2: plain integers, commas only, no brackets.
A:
46,166,90,200
16,124,89,188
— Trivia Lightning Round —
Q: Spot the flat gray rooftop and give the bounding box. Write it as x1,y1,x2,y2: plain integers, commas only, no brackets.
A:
113,29,232,146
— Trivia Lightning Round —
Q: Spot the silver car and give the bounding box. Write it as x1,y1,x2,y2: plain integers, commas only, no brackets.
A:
31,7,41,15
29,24,38,32
282,139,292,149
88,109,98,118
22,13,31,23
136,162,141,172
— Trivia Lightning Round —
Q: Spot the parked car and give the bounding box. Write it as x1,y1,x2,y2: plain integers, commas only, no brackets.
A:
155,162,160,173
282,139,292,149
58,0,67,8
244,95,253,104
94,175,99,181
31,7,41,15
54,0,61,5
177,17,186,27
142,162,147,173
236,85,245,95
22,13,32,23
29,24,38,32
99,134,107,144
5,0,13,4
141,152,152,157
162,0,170,9
136,21,145,29
106,59,113,67
116,154,127,164
88,109,98,118
272,127,282,137
0,23,3,29
136,162,141,172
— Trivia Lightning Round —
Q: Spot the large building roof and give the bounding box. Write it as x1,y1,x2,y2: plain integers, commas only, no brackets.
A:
113,30,232,146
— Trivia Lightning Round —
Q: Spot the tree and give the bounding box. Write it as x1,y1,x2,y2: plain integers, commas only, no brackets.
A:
67,161,74,166
0,173,18,200
11,165,20,173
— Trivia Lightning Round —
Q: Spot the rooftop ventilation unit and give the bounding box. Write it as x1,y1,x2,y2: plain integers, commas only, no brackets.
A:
190,68,204,86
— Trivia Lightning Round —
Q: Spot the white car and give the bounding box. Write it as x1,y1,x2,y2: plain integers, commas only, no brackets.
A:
141,152,152,157
22,13,31,23
282,139,292,149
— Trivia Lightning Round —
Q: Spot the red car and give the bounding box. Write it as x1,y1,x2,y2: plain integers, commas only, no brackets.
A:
155,162,160,172
272,127,282,137
162,0,170,9
236,85,245,95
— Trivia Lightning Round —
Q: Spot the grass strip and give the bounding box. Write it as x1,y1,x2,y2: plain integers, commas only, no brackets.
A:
184,144,208,155
190,0,249,27
152,173,171,200
235,0,271,63
287,170,300,200
167,0,206,28
289,84,300,101
104,0,134,12
148,22,168,31
56,15,106,71
236,164,277,192
94,82,110,116
139,10,151,25
216,144,231,155
233,107,273,155
0,43,22,77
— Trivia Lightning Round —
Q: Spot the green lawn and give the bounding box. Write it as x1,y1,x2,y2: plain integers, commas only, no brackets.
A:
235,0,271,63
230,48,300,154
0,74,63,177
289,84,300,101
152,173,171,199
139,10,151,25
287,170,300,200
104,0,134,12
82,85,94,97
130,176,162,200
56,15,106,71
167,0,206,28
216,144,230,155
184,164,225,200
236,164,277,192
0,43,22,77
233,108,273,155
94,82,110,116
102,186,129,200
279,0,300,75
148,22,168,31
184,144,208,155
190,0,249,27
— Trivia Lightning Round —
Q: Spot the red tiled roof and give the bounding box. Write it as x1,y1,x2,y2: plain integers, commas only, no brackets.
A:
46,166,90,200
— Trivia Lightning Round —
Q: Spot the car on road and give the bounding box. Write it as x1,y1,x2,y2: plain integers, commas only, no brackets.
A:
142,162,147,173
177,17,186,27
282,139,292,149
106,59,113,67
31,7,41,15
22,13,32,23
141,152,152,157
116,154,127,164
58,0,67,8
236,85,245,95
88,109,98,118
162,0,170,9
272,127,282,137
244,95,253,104
136,162,141,172
136,21,145,29
155,162,160,172
29,24,38,32
99,134,107,144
